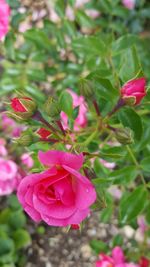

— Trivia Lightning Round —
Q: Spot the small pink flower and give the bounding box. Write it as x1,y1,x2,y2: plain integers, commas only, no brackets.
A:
85,9,100,19
96,247,139,267
21,153,34,169
122,0,136,10
1,114,23,137
0,158,18,196
137,215,147,233
65,5,75,21
107,185,122,200
61,90,87,131
100,159,116,170
17,150,96,227
121,78,146,105
75,0,89,8
0,0,10,40
0,138,7,156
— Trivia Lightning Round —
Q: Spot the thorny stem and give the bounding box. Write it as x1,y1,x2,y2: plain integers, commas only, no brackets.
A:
93,99,101,116
107,98,125,118
56,120,66,136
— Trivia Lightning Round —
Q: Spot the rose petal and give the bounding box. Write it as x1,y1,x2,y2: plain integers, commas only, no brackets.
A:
38,150,84,170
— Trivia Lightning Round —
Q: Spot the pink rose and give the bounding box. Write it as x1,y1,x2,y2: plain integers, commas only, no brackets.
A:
0,158,18,196
17,150,96,227
61,90,87,131
0,0,10,40
121,78,146,105
96,247,139,267
122,0,136,10
21,153,34,169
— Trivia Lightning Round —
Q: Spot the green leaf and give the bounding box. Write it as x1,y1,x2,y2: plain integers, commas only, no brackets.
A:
90,240,108,254
119,186,147,224
100,206,113,223
93,166,138,186
59,91,73,117
7,195,21,211
119,46,143,82
0,238,14,258
112,34,138,55
95,77,118,101
75,10,95,28
140,156,150,173
25,85,46,102
111,234,124,247
9,210,26,230
118,108,143,140
72,36,107,57
108,166,138,184
101,146,126,159
13,229,31,249
24,29,51,51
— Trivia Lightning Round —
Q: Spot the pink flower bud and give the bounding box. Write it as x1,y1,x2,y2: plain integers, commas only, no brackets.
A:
140,257,150,267
121,77,146,105
11,97,34,112
37,128,51,139
71,224,80,230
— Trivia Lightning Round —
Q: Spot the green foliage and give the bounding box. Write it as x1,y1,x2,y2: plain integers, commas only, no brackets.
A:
0,196,31,267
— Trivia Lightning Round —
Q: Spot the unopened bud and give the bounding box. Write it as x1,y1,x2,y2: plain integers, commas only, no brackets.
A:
44,97,60,118
10,97,37,120
115,127,133,145
71,224,80,230
79,79,95,99
122,96,136,106
36,128,51,139
15,131,34,146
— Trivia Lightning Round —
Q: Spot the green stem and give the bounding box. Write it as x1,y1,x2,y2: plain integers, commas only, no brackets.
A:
126,145,147,187
82,130,98,147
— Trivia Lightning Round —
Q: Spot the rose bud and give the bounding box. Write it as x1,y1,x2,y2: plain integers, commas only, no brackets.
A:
121,77,146,105
15,131,34,146
115,127,133,145
71,224,80,230
37,128,51,139
44,97,60,118
140,257,150,267
10,97,37,120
